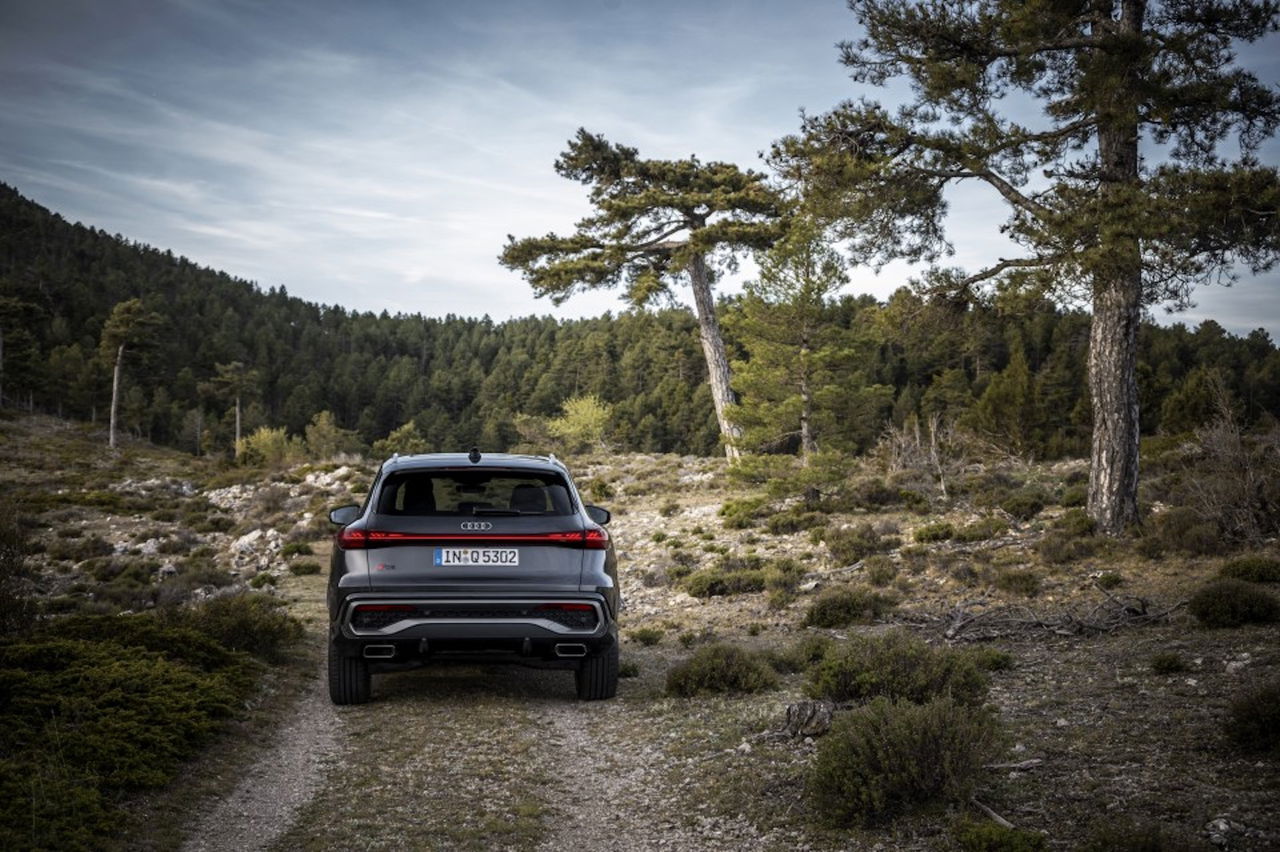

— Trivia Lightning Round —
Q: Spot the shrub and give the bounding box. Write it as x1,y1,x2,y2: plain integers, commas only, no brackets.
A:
281,541,314,557
1150,652,1189,675
994,569,1042,597
1145,506,1220,557
629,626,664,646
766,509,828,535
766,633,834,673
1225,678,1280,754
659,499,681,518
953,818,1047,852
1096,571,1124,590
1053,508,1096,537
665,643,779,696
683,565,767,598
1187,579,1280,628
1220,555,1280,583
1060,484,1088,508
719,496,768,529
46,534,114,562
802,585,898,628
807,630,988,706
288,561,322,576
249,572,276,588
807,696,1002,827
764,557,805,592
864,555,898,587
1078,818,1212,852
1000,490,1046,522
618,660,640,678
824,523,900,565
914,522,954,543
965,646,1014,672
0,504,34,636
954,516,1008,543
159,594,303,662
1036,531,1096,564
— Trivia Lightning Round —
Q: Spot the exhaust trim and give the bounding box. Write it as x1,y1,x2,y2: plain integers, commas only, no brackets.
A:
554,643,588,658
363,644,397,659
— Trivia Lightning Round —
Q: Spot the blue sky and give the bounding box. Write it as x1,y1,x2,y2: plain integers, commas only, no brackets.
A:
1,0,1277,338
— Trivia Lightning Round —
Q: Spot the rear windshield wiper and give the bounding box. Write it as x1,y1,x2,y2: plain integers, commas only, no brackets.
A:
471,507,531,516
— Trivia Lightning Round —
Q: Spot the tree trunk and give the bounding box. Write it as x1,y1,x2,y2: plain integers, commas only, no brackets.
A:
109,343,124,450
799,342,817,462
0,324,5,408
234,393,243,458
1087,0,1144,535
687,254,743,459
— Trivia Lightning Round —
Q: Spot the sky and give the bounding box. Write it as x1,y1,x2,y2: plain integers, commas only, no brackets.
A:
1,0,1277,339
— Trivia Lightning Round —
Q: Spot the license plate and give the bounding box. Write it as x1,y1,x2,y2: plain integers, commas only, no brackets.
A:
434,547,519,567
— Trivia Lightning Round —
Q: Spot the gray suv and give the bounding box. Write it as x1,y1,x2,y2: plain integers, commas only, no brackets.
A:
325,450,620,704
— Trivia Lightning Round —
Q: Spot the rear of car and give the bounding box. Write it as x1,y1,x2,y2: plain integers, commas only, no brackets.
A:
325,452,620,704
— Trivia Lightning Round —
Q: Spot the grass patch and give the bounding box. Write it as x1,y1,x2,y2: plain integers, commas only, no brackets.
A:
994,569,1042,597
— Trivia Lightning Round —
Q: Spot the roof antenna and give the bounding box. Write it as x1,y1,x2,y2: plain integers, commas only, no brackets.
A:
468,446,481,464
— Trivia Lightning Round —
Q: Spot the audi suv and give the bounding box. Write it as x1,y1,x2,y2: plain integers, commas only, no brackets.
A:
325,450,620,704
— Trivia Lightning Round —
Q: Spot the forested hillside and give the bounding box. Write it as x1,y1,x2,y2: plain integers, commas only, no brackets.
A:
1,182,1277,459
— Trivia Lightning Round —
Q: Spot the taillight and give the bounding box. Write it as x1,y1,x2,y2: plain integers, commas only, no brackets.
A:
335,528,609,549
336,527,369,549
533,603,596,612
354,604,416,612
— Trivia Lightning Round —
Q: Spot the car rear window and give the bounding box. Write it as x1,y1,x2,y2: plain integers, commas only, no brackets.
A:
376,470,574,516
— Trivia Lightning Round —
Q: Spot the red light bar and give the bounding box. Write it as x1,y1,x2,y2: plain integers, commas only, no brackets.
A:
336,528,610,550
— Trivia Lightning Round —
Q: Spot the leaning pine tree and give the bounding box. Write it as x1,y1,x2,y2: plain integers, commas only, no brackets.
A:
771,0,1280,533
500,129,785,459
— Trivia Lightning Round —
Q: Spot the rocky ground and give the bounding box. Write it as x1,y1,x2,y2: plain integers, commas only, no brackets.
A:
4,416,1278,850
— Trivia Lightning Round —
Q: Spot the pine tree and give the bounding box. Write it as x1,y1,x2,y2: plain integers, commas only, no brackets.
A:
727,222,850,461
772,0,1280,533
500,129,785,458
99,298,163,449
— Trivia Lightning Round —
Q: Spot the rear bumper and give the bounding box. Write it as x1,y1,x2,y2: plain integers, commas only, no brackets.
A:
337,594,609,640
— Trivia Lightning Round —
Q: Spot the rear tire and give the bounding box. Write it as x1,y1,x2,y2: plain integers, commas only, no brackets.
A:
328,641,371,705
575,641,619,700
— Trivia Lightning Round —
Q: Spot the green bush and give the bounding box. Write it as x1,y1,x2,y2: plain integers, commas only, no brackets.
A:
953,818,1047,851
807,630,988,706
807,696,1002,827
1036,531,1096,564
954,516,1008,543
823,523,900,564
1225,679,1280,754
1053,508,1097,537
719,496,768,529
1060,484,1088,508
913,522,954,543
1187,578,1280,628
763,558,805,592
46,534,114,562
659,499,681,518
802,585,898,628
159,593,303,661
1078,818,1212,852
965,646,1014,672
288,561,322,576
0,611,263,849
765,633,834,673
994,569,1042,597
766,509,828,535
1000,490,1046,522
629,626,664,646
281,541,314,557
1144,506,1220,557
665,643,779,696
1220,555,1280,583
1096,571,1124,590
683,566,766,598
1150,652,1189,674
864,555,898,587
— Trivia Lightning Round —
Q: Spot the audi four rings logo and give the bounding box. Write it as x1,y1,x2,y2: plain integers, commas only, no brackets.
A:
460,521,493,531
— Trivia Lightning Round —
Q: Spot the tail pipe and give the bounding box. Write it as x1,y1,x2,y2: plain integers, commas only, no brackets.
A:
363,644,397,659
554,643,588,658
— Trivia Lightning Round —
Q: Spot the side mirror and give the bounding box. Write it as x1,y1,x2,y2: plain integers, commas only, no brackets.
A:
585,504,611,525
329,504,360,525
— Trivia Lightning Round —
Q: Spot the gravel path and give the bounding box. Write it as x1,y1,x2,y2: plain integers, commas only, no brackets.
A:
180,659,342,852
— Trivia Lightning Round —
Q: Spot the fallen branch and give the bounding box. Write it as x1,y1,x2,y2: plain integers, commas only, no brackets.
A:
936,594,1186,641
970,796,1015,829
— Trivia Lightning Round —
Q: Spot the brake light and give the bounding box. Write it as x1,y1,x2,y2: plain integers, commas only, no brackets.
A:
337,527,369,549
336,528,609,550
